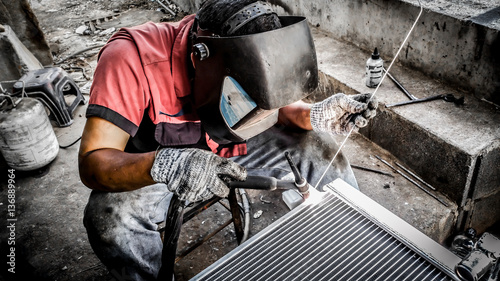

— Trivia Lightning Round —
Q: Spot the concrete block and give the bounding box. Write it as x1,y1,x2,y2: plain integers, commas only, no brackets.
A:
0,25,43,81
0,0,53,67
467,191,500,234
361,108,475,206
270,0,500,105
474,140,500,200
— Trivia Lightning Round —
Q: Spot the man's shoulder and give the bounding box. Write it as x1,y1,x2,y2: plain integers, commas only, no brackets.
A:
120,14,196,40
105,14,195,63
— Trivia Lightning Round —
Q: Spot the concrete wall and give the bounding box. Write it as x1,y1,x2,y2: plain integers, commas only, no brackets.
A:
0,0,52,81
174,0,500,105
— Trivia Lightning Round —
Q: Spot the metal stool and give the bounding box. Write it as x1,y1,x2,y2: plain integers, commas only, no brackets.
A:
13,67,86,127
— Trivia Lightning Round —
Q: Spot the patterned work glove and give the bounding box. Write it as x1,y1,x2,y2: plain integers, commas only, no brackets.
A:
151,148,247,202
310,93,378,135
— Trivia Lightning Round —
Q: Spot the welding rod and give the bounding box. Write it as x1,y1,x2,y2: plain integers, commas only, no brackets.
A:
395,162,436,191
374,155,448,207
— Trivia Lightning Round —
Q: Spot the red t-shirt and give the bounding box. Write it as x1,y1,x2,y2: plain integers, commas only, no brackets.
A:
87,15,246,157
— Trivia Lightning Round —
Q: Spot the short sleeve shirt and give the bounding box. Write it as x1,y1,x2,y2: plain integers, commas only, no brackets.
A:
86,15,247,157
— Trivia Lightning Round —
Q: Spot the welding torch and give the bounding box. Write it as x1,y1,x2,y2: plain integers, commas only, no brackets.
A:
228,151,310,199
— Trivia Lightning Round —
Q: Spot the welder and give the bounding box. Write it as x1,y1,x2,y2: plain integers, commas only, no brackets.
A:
79,0,378,280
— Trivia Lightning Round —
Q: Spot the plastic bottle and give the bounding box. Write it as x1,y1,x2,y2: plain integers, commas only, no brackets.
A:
450,228,477,259
365,47,384,88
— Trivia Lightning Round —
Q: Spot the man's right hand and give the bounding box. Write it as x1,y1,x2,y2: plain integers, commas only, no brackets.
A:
151,148,247,202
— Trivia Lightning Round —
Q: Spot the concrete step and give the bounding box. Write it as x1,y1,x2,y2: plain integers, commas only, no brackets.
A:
310,23,500,235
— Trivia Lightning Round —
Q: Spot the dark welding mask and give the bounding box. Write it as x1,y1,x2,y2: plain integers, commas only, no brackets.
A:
191,2,318,144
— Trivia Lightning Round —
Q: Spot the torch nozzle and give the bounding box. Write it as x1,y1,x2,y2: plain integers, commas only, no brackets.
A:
284,151,309,199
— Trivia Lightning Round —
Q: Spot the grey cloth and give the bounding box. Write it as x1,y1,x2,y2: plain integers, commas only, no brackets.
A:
83,125,358,281
151,148,247,202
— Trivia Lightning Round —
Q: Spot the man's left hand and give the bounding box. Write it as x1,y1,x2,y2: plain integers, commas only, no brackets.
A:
310,93,378,135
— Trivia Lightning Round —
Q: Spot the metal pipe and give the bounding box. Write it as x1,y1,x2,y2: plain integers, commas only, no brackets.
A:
351,164,394,178
175,218,233,263
395,162,436,190
374,155,448,207
383,67,417,100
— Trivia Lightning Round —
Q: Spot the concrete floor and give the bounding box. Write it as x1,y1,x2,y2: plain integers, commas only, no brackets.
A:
1,1,498,280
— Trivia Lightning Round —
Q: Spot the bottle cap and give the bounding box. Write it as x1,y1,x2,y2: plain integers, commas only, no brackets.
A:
371,47,380,59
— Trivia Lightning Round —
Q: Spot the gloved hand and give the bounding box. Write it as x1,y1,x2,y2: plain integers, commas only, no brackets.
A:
150,148,247,202
310,93,378,135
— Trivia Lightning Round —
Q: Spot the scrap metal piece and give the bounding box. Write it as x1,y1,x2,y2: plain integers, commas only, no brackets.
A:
395,162,436,190
383,67,417,100
351,164,395,178
385,93,464,108
259,195,271,204
150,0,176,16
374,155,448,207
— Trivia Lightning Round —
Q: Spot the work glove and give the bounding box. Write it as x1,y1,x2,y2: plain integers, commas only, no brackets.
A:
310,93,378,135
150,148,247,202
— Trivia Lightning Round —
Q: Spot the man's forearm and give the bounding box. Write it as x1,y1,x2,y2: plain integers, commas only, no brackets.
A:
79,148,157,192
278,100,313,130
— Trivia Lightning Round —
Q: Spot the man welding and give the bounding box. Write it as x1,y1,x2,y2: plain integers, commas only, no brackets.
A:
79,0,378,280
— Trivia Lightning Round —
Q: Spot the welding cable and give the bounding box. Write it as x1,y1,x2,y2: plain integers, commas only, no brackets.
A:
238,188,251,243
59,136,82,149
314,0,424,190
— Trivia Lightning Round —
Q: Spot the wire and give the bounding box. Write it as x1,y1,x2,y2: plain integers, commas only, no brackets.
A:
59,136,82,149
313,0,424,190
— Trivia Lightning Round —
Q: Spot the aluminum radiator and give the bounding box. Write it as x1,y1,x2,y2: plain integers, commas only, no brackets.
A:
191,179,462,281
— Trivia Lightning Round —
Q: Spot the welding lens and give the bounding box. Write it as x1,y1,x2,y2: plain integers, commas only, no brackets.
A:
220,76,279,140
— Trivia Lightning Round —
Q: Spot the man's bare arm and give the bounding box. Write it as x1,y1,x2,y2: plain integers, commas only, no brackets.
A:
78,117,156,192
278,100,313,130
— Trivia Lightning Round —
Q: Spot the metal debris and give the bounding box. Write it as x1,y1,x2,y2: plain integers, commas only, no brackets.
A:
351,164,394,178
374,155,448,207
75,25,89,35
259,195,271,204
253,210,263,219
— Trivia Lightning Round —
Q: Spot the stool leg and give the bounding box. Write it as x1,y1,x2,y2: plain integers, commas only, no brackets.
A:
158,195,185,281
229,189,244,244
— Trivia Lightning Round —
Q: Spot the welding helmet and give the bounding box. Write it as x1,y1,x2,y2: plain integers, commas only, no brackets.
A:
191,2,318,144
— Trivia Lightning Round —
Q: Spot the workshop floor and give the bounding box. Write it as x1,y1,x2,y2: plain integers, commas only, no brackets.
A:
2,0,495,280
